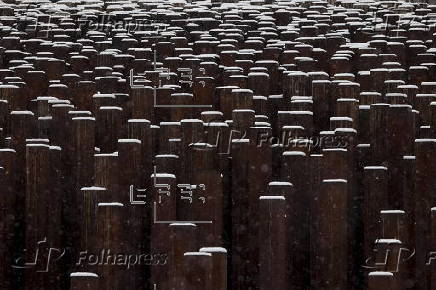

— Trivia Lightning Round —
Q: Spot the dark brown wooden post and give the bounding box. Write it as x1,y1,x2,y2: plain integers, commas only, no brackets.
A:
430,208,436,290
25,143,61,289
281,150,310,288
70,272,99,290
127,119,153,188
189,143,224,245
414,139,436,290
95,203,125,290
131,86,155,121
94,152,119,201
368,272,395,290
72,117,95,189
76,186,107,270
369,103,389,165
199,247,228,290
95,106,123,153
117,138,147,289
312,179,348,289
230,138,255,289
169,223,198,290
0,148,16,289
258,196,288,290
150,173,177,290
363,166,389,268
182,252,213,290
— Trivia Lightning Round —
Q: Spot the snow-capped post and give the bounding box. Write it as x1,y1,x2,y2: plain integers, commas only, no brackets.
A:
23,71,49,104
72,116,96,189
281,151,310,288
169,223,198,290
231,89,254,117
199,247,227,290
207,121,231,155
70,272,99,290
380,210,407,244
51,104,73,149
158,121,180,154
409,66,429,89
74,81,97,112
336,95,359,129
398,85,418,108
378,212,411,283
277,111,294,136
150,172,177,290
360,92,383,106
96,106,122,153
182,252,213,290
94,152,119,201
118,138,144,196
258,196,288,290
248,71,269,97
373,238,403,275
117,138,147,289
131,86,155,122
330,116,353,130
25,143,57,289
368,272,395,290
48,144,63,246
77,186,107,270
193,75,214,107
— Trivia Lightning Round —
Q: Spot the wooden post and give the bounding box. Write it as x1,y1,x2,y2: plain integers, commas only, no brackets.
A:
169,223,198,290
95,203,125,290
199,247,227,290
430,208,436,289
258,196,288,290
369,103,389,165
281,151,310,288
70,272,99,290
311,179,348,289
182,252,213,290
363,166,389,268
414,139,436,290
25,143,61,289
230,138,255,289
368,272,395,290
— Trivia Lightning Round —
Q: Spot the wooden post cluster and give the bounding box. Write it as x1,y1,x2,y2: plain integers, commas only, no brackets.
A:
1,0,436,289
